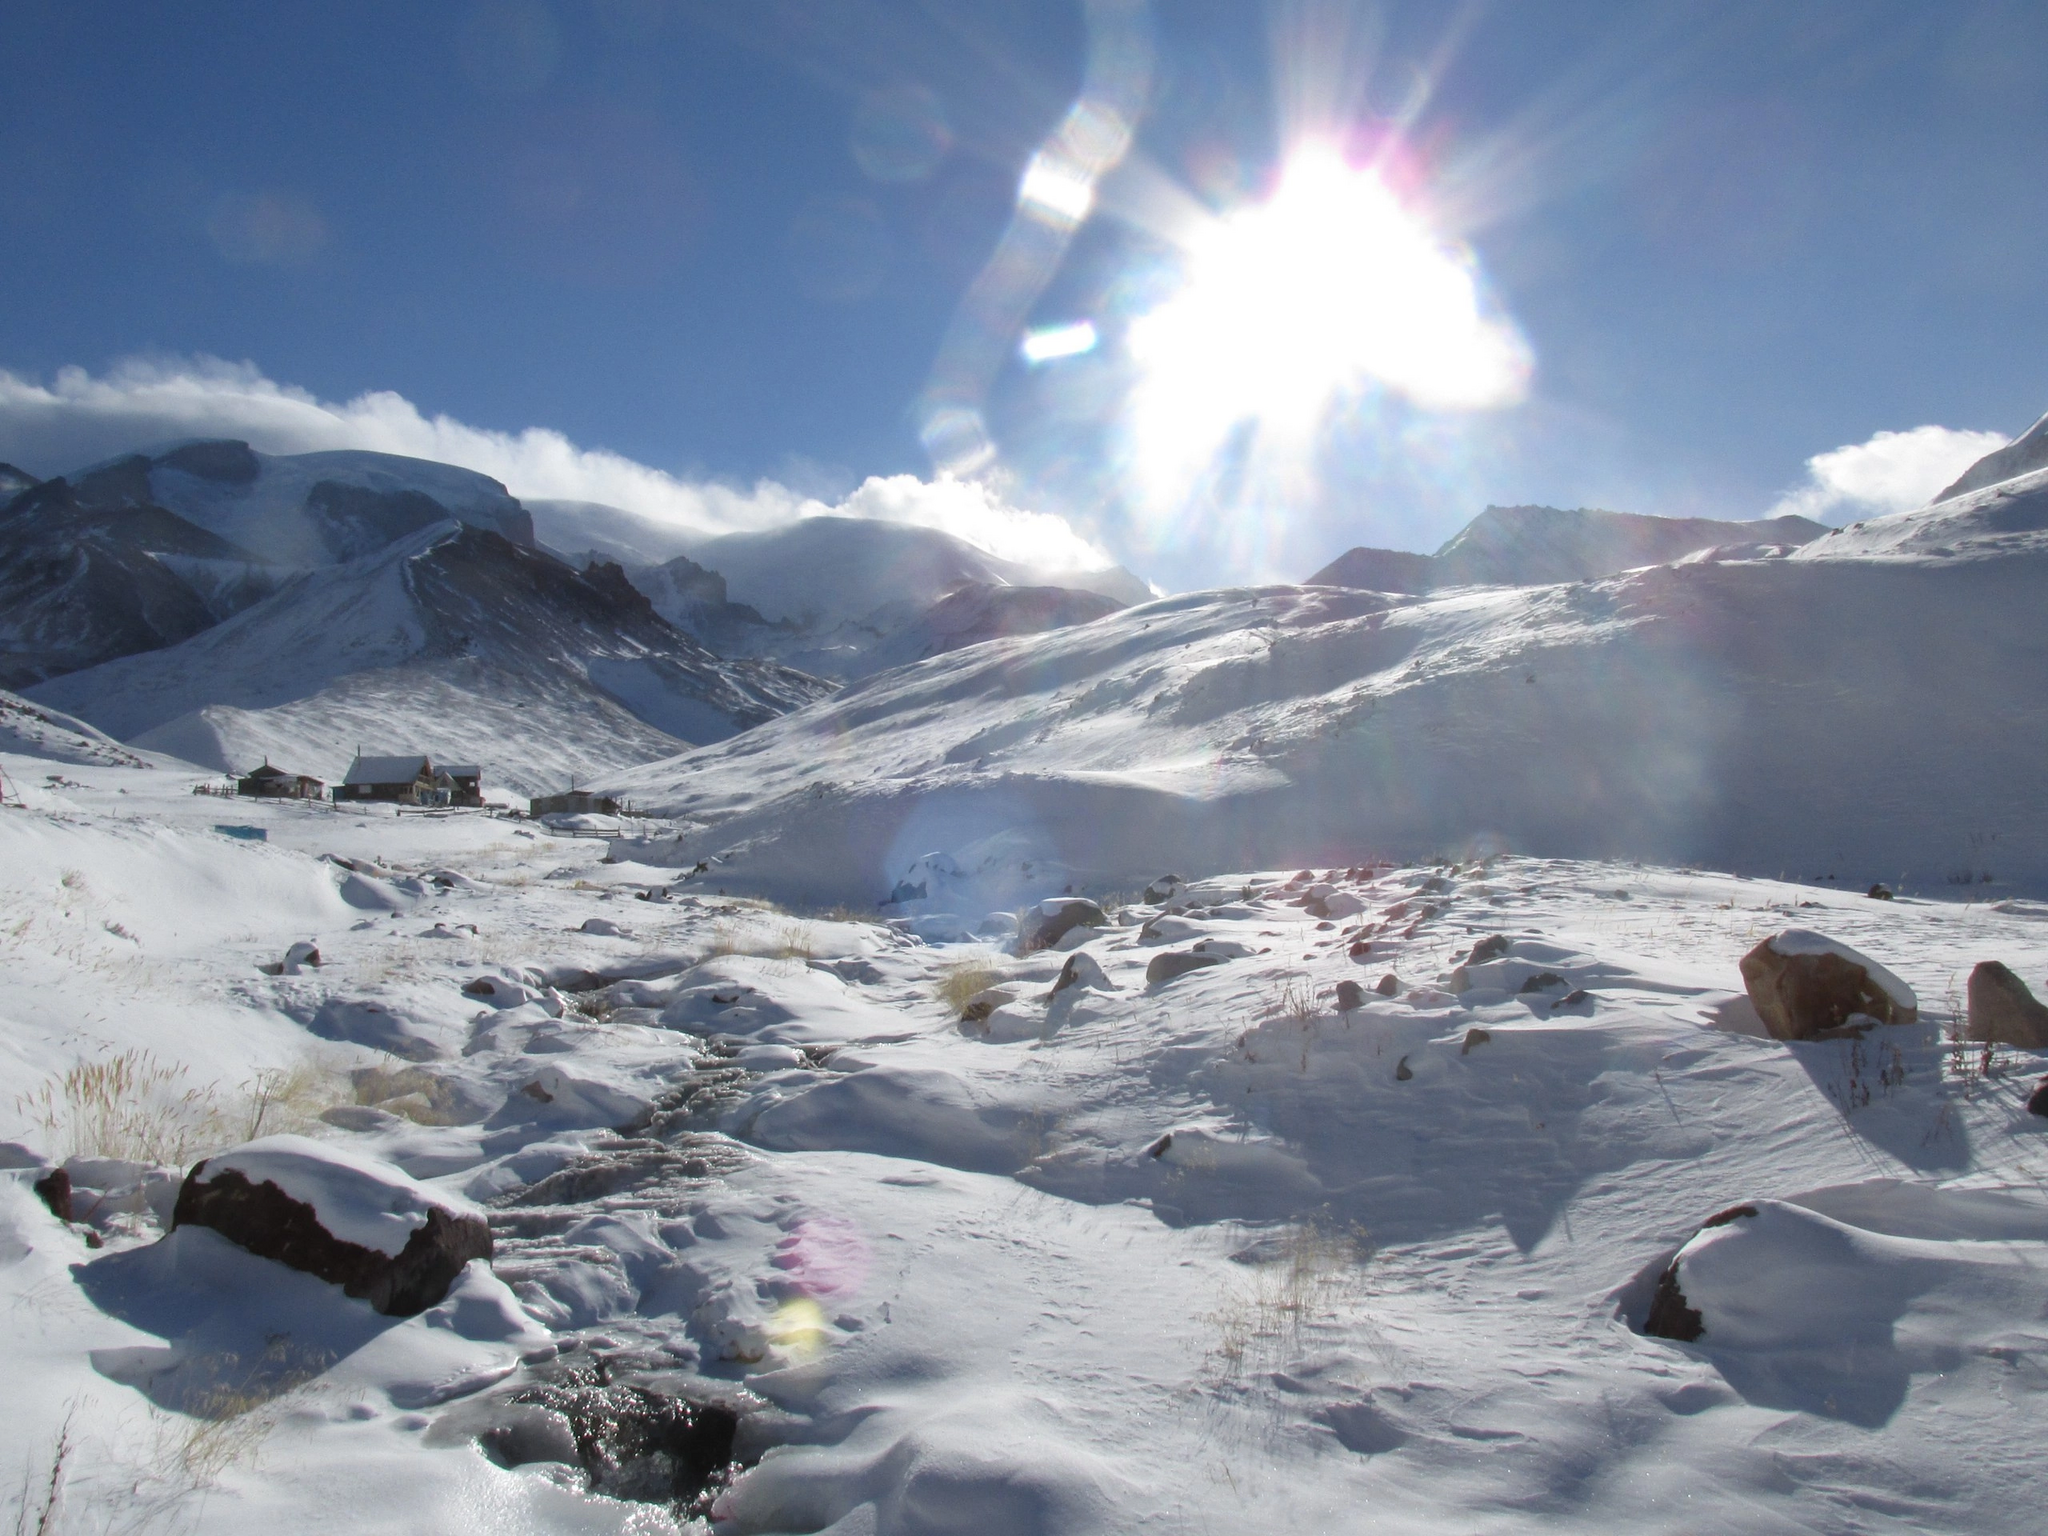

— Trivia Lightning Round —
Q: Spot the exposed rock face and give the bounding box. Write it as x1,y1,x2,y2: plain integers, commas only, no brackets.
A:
171,1139,491,1316
1020,899,1108,952
1641,1204,1760,1341
1965,961,2048,1048
1050,950,1113,998
1737,929,1917,1041
1146,949,1228,986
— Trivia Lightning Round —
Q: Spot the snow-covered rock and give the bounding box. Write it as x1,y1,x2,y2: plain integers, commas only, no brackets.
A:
171,1134,492,1316
1738,928,1917,1040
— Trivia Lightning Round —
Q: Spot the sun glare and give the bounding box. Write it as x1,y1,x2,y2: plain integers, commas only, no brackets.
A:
1126,145,1529,503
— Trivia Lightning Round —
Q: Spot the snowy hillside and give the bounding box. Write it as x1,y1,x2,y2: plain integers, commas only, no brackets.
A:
4,746,2047,1534
860,582,1125,673
27,523,834,795
1936,408,2048,501
67,439,534,568
600,481,2048,908
1308,503,1826,592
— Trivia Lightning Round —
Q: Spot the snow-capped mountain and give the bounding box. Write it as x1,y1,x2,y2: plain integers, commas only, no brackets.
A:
604,475,2048,907
67,439,534,567
28,522,833,794
629,515,1147,680
0,473,276,687
859,581,1124,673
1308,504,1827,591
1936,408,2048,502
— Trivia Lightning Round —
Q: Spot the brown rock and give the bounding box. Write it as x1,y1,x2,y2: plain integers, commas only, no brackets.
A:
1737,930,1916,1041
172,1162,491,1317
1145,949,1227,986
1966,961,2048,1049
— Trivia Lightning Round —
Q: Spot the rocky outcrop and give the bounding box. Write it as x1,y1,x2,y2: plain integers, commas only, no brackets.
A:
1737,930,1917,1041
171,1136,491,1316
1965,961,2048,1049
1641,1204,1760,1341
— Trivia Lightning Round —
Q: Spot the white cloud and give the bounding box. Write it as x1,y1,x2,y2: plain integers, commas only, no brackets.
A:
1769,424,2008,522
0,356,1113,572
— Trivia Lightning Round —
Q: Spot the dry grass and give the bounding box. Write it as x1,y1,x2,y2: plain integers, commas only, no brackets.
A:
771,920,816,961
1274,976,1320,1025
13,1402,75,1536
1206,1219,1372,1383
936,957,1003,1018
18,1049,346,1166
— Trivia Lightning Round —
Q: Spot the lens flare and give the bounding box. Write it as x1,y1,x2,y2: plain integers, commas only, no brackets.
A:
1021,320,1100,365
1126,143,1530,510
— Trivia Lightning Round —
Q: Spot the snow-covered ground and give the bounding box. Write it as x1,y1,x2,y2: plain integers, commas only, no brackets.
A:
5,745,2047,1533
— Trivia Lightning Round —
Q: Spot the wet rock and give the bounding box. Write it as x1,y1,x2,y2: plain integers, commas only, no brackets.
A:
1737,929,1917,1041
1640,1204,1760,1342
1335,979,1366,1011
474,1370,746,1514
1145,949,1228,986
33,1165,72,1221
1020,898,1108,953
171,1136,491,1316
1965,961,2048,1049
1375,973,1399,997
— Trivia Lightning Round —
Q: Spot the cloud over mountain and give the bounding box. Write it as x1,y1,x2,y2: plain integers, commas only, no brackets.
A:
0,356,1113,574
1769,423,2007,522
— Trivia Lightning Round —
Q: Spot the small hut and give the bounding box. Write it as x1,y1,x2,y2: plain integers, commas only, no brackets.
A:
530,788,620,817
237,761,325,800
438,764,485,808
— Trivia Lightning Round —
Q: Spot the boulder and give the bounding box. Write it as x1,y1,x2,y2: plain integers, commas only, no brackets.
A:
1737,929,1917,1041
2030,1078,2048,1118
1375,973,1399,997
171,1135,491,1316
1141,874,1186,905
1019,899,1108,953
1050,950,1114,999
1466,935,1511,965
960,986,1017,1024
1145,950,1228,986
1334,980,1365,1012
1965,961,2048,1049
1641,1203,1760,1341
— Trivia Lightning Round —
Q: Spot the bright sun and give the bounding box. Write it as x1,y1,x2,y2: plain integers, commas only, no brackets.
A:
1126,145,1529,502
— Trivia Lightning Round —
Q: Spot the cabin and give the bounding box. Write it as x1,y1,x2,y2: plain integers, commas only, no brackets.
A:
530,788,620,817
236,761,325,800
337,754,437,804
438,764,485,808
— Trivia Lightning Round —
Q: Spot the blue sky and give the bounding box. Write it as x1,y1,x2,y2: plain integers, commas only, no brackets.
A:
2,1,2045,591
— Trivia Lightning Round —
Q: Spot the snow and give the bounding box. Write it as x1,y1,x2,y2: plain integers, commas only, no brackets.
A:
5,485,2048,1532
199,1134,478,1257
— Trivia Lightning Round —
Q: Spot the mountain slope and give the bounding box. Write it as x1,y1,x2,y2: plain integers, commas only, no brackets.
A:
603,482,2048,906
28,523,834,793
1308,504,1827,591
0,477,275,687
1935,409,2048,502
861,582,1124,673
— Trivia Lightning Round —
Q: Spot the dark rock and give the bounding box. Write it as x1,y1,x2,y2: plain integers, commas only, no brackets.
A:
1517,971,1566,994
155,439,260,484
1738,931,1916,1041
887,879,927,904
1641,1204,1759,1342
1021,899,1108,952
486,1374,742,1512
2029,1078,2048,1118
1393,1056,1413,1081
1466,935,1510,964
1375,973,1399,997
171,1163,491,1317
1335,980,1366,1011
1050,950,1112,998
33,1166,73,1222
1966,961,2048,1049
1867,883,1893,900
1460,1028,1491,1055
1147,1133,1173,1159
1142,874,1185,904
1145,949,1227,986
1552,989,1592,1010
